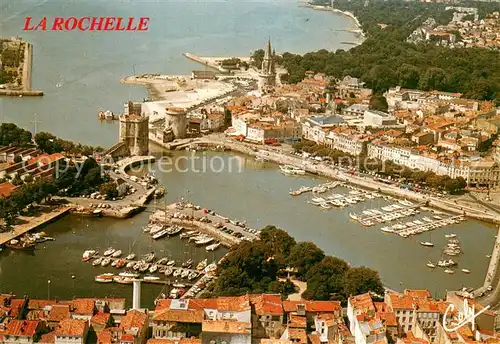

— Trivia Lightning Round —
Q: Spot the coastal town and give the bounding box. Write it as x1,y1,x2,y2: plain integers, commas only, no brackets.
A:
1,0,500,342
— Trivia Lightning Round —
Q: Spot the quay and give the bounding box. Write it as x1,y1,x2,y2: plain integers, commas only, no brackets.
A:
474,227,500,307
180,136,500,225
0,207,71,246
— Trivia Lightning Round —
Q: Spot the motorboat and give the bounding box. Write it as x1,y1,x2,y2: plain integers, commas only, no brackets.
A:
206,242,220,251
169,288,180,299
150,225,165,236
144,253,155,263
188,271,199,280
126,253,136,260
119,271,140,278
133,262,142,271
181,269,190,279
113,276,134,284
82,250,97,260
426,262,436,268
165,266,174,276
320,202,331,210
93,257,103,266
168,226,183,236
149,264,158,273
156,258,169,265
420,242,434,247
279,164,306,175
142,226,151,233
6,239,35,251
144,275,161,281
103,248,115,256
195,237,214,245
126,261,135,269
101,258,111,267
95,273,115,283
111,259,118,267
197,259,208,271
182,259,193,268
139,263,150,273
152,228,170,240
167,260,176,266
112,250,122,258
380,227,394,233
173,268,182,277
461,269,471,274
204,263,217,273
444,269,454,274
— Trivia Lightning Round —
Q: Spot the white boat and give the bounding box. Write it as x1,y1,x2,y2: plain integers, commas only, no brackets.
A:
181,269,190,279
152,228,170,240
188,271,199,280
380,227,393,233
126,261,135,268
363,210,375,216
168,226,183,236
426,262,436,268
173,268,182,277
82,250,96,260
461,269,471,274
112,250,122,258
101,258,111,267
93,257,103,266
103,248,115,256
149,225,165,235
119,271,140,278
142,226,151,233
445,234,457,239
144,253,155,263
204,263,217,273
113,276,134,284
195,237,214,245
149,264,158,273
166,260,176,266
279,164,306,175
206,243,221,251
165,266,174,276
126,253,136,260
144,275,161,281
95,273,115,283
420,242,434,247
111,259,118,267
320,203,331,209
444,269,454,274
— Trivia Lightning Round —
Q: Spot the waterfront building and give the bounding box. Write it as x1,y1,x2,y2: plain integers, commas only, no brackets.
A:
1,320,43,344
301,115,346,143
165,107,188,140
258,38,276,93
325,128,369,156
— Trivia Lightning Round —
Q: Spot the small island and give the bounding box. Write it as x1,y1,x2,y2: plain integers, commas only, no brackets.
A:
0,36,43,97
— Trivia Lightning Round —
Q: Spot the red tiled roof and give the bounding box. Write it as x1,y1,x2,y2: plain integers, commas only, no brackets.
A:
250,294,283,315
387,293,414,310
405,289,432,299
0,182,17,198
147,339,202,344
349,293,375,312
202,320,251,334
48,305,71,322
8,299,26,318
282,300,341,313
39,331,55,344
119,309,148,334
91,312,111,326
376,312,398,327
289,314,307,328
4,320,40,337
54,319,87,337
288,328,307,343
153,308,203,323
28,299,58,310
72,298,95,315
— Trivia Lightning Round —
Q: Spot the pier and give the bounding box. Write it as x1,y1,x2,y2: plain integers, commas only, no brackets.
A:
474,227,500,307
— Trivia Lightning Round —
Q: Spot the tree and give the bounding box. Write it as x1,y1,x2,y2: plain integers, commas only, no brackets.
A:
13,155,23,164
100,182,118,199
397,64,420,89
251,49,265,68
288,242,325,277
369,93,388,112
259,225,296,264
303,256,350,301
343,266,384,297
0,123,32,146
35,132,58,154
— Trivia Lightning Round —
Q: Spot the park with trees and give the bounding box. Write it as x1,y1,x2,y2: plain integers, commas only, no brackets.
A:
207,225,384,303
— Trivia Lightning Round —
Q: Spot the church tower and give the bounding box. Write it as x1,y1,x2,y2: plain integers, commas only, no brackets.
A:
258,37,276,92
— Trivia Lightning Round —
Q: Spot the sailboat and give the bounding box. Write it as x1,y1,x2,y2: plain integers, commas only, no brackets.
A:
426,261,436,268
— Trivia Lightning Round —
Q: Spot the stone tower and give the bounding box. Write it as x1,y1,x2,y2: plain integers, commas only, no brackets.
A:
258,37,276,92
118,103,149,156
165,107,187,139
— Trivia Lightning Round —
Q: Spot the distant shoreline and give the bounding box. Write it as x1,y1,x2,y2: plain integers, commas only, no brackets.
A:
300,3,366,45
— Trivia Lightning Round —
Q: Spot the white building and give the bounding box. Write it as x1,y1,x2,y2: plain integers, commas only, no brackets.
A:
302,115,346,143
342,103,369,117
347,293,388,344
326,131,365,156
363,110,398,128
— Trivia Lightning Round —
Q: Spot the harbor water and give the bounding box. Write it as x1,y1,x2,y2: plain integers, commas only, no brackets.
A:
0,150,495,303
